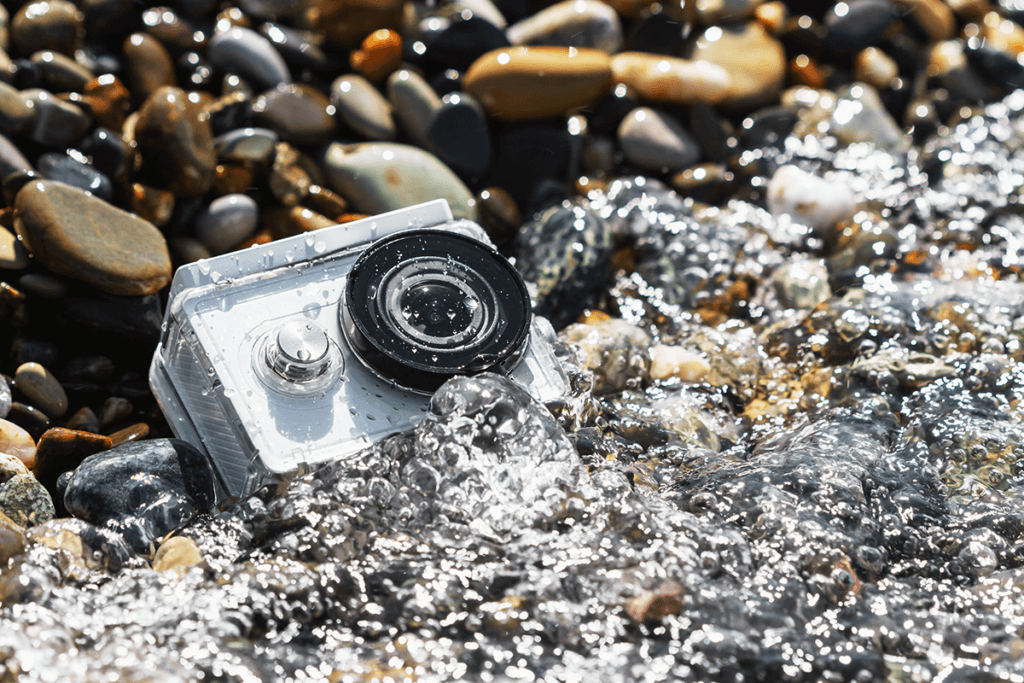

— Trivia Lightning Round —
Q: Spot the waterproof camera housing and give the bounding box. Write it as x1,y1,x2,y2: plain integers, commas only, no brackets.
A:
150,200,568,500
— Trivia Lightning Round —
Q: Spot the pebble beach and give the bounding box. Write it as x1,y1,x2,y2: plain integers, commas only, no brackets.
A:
1,0,1024,680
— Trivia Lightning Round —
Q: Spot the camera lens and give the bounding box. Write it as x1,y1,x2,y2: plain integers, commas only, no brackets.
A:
341,230,531,393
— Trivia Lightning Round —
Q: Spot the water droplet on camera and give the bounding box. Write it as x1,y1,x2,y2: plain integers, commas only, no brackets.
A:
314,240,327,253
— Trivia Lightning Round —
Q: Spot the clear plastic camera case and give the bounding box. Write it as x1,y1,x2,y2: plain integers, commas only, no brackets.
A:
150,200,569,500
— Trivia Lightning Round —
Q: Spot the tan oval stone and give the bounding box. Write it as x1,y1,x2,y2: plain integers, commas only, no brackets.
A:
464,46,611,121
152,536,204,574
982,11,1024,57
854,47,899,91
688,21,785,109
903,0,956,41
610,53,732,105
0,418,35,468
649,345,711,382
0,226,28,270
14,362,67,419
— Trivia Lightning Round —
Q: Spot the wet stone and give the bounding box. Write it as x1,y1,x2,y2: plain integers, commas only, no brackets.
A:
688,21,785,110
80,128,133,185
321,142,477,221
32,428,111,498
10,338,56,369
64,407,99,434
253,83,336,146
129,183,174,227
831,83,905,150
0,474,53,527
141,6,204,54
108,423,149,447
464,46,612,121
386,68,442,148
426,92,492,177
618,107,701,172
854,47,900,91
36,153,113,202
0,133,31,179
0,453,27,484
76,75,131,131
269,142,311,206
151,535,203,574
769,258,832,310
513,201,613,328
15,181,171,295
0,417,35,467
15,274,65,300
302,184,347,219
0,226,29,270
22,90,90,147
0,82,33,133
766,165,856,231
208,26,291,92
610,52,732,106
99,397,131,428
261,22,336,72
0,376,8,420
194,193,259,255
133,86,216,197
14,363,67,419
824,0,894,55
122,33,176,103
29,50,91,92
264,205,334,239
560,318,652,393
349,28,402,82
0,511,24,566
414,14,510,71
213,127,278,163
11,0,83,56
506,0,623,53
61,439,212,553
26,517,130,576
329,74,395,141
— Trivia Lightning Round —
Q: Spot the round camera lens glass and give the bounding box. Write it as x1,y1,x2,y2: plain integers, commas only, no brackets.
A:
341,229,531,393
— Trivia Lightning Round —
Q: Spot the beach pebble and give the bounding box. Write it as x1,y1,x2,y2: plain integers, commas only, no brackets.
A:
133,86,216,197
610,53,732,106
0,453,27,483
0,474,53,527
14,362,67,419
330,74,395,141
766,165,856,230
31,427,111,497
770,258,832,310
824,0,894,54
427,92,492,177
0,418,35,468
561,318,652,394
122,33,176,102
36,152,113,202
7,403,49,441
14,180,172,296
0,82,33,133
350,28,402,82
208,26,291,91
648,345,711,382
0,133,31,178
463,46,612,120
11,0,83,56
618,107,701,172
829,83,905,150
0,511,23,565
854,47,900,91
29,50,92,91
151,536,204,574
322,142,477,220
64,407,99,434
22,90,90,147
689,21,785,109
195,194,259,254
694,0,764,24
507,0,622,53
0,226,28,271
99,397,132,427
386,69,442,148
253,83,336,146
0,376,9,420
61,438,214,552
213,127,279,163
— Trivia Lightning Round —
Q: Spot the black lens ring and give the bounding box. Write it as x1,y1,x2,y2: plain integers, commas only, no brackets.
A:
341,230,531,393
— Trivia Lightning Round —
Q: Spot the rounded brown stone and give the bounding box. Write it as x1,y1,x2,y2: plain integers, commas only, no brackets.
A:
306,0,404,48
263,205,335,239
31,427,111,496
133,86,216,197
14,180,172,296
13,362,66,419
463,46,612,121
11,0,83,56
254,83,337,146
122,33,176,103
687,21,785,110
610,52,732,106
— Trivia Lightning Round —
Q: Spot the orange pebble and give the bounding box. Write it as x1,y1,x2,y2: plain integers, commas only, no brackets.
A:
350,29,402,82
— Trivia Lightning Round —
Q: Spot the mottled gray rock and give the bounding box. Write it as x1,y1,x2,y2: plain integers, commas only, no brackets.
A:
386,68,442,148
0,474,54,527
194,193,259,254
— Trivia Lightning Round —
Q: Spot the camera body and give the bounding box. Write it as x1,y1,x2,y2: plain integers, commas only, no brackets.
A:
150,200,568,501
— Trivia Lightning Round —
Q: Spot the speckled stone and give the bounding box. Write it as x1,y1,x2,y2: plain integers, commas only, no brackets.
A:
14,362,66,419
0,418,36,468
0,473,53,527
133,86,216,197
14,180,172,296
507,0,622,53
610,53,732,105
386,68,442,148
321,142,477,220
11,0,83,56
122,33,176,102
464,46,612,121
208,26,291,91
195,193,259,254
618,107,700,172
253,83,337,145
330,74,395,141
0,453,28,483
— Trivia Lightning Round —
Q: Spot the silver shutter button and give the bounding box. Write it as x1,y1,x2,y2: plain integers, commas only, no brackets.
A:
268,320,331,382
